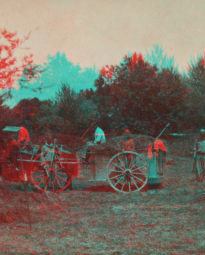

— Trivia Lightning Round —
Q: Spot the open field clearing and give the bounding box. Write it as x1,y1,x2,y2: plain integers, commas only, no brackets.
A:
0,136,204,254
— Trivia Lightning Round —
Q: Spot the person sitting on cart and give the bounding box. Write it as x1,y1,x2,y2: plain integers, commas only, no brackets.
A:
85,124,106,180
118,129,135,167
40,129,56,167
6,133,20,173
193,129,205,181
118,129,135,152
93,124,106,145
18,126,31,150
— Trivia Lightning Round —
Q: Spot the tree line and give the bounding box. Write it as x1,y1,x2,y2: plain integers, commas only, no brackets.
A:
0,29,204,139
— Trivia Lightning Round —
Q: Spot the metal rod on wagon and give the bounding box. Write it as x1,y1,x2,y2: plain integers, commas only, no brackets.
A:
156,123,170,139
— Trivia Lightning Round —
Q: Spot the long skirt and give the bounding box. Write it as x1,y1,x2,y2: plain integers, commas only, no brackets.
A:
147,154,161,185
156,151,166,176
195,154,205,180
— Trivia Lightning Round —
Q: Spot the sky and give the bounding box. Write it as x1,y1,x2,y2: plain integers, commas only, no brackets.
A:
0,0,205,106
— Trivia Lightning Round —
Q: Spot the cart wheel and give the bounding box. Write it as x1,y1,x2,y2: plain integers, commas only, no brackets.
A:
31,151,72,193
107,151,148,193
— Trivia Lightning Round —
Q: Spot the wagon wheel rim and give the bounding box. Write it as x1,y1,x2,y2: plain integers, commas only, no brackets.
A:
31,151,72,193
107,151,148,193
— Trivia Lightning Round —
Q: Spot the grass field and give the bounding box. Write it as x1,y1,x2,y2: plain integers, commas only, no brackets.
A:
0,135,205,254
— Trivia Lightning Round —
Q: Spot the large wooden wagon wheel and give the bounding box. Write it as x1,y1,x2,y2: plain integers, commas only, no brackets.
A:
31,150,72,193
107,151,148,193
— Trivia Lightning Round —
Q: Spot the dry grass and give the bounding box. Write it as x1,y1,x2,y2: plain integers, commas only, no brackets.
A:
0,136,204,254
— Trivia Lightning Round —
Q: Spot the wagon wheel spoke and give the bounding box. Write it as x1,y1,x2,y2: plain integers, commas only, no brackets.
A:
131,176,139,190
131,174,145,183
117,156,125,170
129,155,135,168
130,157,144,169
44,177,50,191
36,178,45,186
131,170,146,175
55,167,64,172
33,173,47,186
55,175,63,190
114,177,123,187
111,170,124,173
129,158,138,169
111,162,124,171
109,174,123,180
130,164,145,170
52,176,55,192
121,183,125,192
125,156,128,168
55,173,68,183
128,181,131,192
33,173,46,179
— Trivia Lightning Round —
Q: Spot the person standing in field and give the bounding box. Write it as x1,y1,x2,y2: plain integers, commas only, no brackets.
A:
154,139,167,176
193,129,205,181
147,138,167,185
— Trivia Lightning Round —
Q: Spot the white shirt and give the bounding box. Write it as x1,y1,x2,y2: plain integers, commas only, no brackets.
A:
94,127,106,144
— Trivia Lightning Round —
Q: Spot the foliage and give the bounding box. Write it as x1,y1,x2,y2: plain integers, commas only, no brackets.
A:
186,53,205,99
54,83,97,136
6,52,99,108
5,46,205,136
145,44,179,73
29,83,97,137
93,52,191,136
0,29,34,91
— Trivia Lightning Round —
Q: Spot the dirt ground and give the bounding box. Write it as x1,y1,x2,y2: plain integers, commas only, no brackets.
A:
0,136,205,254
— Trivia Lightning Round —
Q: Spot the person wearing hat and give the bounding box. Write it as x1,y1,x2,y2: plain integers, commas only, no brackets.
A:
193,129,205,181
118,129,135,152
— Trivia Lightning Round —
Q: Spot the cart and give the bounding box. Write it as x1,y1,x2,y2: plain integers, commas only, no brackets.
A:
1,127,81,193
1,124,169,194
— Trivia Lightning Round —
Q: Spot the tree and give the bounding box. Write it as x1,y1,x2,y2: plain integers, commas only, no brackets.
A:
94,51,191,135
9,52,99,107
186,53,205,98
182,53,205,129
94,53,160,134
0,29,39,129
145,44,178,73
0,29,34,92
54,83,97,136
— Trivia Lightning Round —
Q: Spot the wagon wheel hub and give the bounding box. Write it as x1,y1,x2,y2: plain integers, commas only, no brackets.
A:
48,167,55,172
125,168,131,175
124,169,131,181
